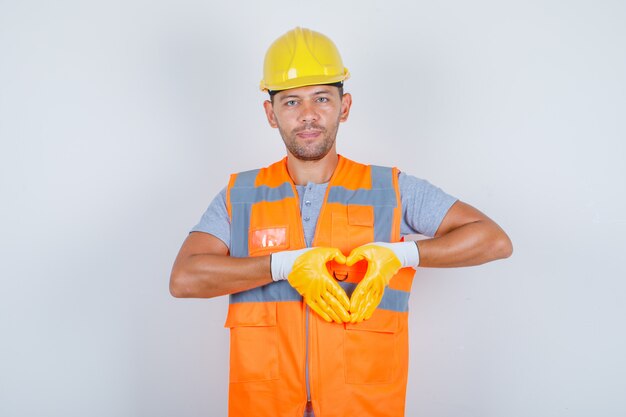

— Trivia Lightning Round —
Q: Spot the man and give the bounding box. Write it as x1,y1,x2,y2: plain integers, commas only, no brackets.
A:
170,27,512,417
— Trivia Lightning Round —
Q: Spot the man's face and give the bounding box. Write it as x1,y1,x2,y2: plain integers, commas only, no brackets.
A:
263,85,352,161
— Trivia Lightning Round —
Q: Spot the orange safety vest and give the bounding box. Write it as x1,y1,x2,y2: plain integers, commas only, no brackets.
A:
224,155,415,417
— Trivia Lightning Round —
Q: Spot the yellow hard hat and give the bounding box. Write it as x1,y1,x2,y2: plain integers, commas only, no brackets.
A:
260,27,350,92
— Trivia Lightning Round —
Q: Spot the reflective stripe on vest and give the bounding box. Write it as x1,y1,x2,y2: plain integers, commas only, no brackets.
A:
327,165,396,242
228,161,410,313
229,281,410,313
229,168,295,258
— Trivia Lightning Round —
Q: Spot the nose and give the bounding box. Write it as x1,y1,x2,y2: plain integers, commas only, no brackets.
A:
299,101,319,124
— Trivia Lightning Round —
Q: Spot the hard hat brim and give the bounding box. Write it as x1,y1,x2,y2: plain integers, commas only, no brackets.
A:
260,70,350,92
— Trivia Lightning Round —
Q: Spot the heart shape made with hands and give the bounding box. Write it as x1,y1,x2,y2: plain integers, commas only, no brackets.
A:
288,245,402,324
340,244,403,323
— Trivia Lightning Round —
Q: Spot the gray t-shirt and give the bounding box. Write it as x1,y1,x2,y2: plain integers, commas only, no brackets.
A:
191,172,457,248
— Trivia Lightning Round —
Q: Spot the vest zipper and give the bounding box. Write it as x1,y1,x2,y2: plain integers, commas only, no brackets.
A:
302,173,336,412
292,176,330,411
305,304,311,403
299,190,313,407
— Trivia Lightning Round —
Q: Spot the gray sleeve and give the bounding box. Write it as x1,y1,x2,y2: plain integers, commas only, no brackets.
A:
190,187,231,248
399,172,458,237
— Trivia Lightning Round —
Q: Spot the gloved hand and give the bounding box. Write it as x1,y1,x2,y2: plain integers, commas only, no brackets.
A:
286,247,351,323
346,241,420,323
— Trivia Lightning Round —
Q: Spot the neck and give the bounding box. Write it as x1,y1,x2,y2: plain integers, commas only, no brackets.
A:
286,151,339,185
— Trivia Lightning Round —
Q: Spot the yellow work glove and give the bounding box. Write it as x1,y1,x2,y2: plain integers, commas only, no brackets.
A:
346,241,420,323
287,247,351,323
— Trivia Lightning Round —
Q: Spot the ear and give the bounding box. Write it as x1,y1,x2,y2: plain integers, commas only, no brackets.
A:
339,93,352,123
263,100,278,128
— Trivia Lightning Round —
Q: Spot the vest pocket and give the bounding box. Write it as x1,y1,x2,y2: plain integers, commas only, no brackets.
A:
344,311,398,384
224,302,279,383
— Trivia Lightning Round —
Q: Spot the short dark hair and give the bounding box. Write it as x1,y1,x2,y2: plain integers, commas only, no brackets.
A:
269,82,344,103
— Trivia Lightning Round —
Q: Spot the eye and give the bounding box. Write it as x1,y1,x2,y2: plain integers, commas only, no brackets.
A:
316,97,329,103
285,100,298,106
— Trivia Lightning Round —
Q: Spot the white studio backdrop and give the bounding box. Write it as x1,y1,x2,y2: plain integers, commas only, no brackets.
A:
1,0,625,416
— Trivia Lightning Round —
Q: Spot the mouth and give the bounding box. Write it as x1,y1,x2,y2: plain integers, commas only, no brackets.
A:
295,130,322,139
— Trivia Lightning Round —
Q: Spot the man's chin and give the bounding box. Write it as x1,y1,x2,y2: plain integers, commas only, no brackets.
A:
284,135,337,162
292,153,326,162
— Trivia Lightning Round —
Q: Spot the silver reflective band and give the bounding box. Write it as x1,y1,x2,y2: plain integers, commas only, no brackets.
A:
228,280,412,313
339,282,411,313
228,163,405,306
326,166,397,242
230,170,295,257
230,280,301,303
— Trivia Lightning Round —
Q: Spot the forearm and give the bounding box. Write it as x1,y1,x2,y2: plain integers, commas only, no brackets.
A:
416,220,513,268
170,254,272,298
